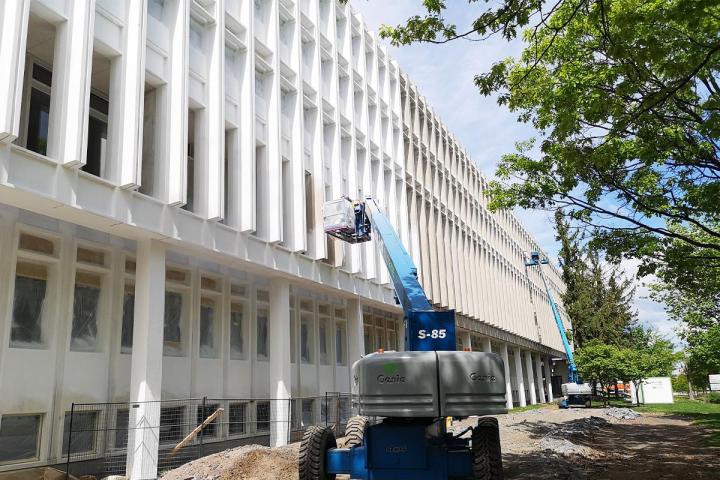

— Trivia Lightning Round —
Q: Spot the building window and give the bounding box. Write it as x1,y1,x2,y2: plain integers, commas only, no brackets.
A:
318,314,331,365
300,313,314,364
71,272,102,352
164,291,183,356
363,323,373,355
83,93,109,177
0,414,42,463
290,308,297,364
301,399,314,427
230,303,245,360
120,284,134,354
23,63,52,156
19,233,55,256
228,403,247,436
159,406,185,444
335,321,346,366
256,401,270,432
114,409,129,450
62,411,98,455
10,262,47,348
255,290,270,360
199,298,218,358
196,404,220,438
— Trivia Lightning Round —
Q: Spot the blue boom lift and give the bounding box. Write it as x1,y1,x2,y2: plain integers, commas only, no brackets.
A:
525,252,591,408
297,196,507,480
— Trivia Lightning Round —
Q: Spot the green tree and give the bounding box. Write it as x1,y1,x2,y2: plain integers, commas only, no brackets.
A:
555,213,640,348
575,341,623,406
377,0,720,283
672,374,689,395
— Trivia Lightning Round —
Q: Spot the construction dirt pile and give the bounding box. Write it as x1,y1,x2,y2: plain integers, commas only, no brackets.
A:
161,444,299,480
161,405,719,480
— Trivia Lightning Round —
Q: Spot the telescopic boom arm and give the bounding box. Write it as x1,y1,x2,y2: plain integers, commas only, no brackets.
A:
525,252,579,383
324,196,456,351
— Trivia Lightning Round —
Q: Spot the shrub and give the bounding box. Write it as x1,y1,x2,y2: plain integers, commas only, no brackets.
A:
709,392,720,404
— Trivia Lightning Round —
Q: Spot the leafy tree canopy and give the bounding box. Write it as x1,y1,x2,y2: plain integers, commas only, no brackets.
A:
378,0,720,278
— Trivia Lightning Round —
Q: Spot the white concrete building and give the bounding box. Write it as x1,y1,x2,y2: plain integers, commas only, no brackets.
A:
0,0,570,474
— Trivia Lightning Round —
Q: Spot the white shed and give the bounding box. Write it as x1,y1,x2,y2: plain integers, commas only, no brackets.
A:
630,377,674,404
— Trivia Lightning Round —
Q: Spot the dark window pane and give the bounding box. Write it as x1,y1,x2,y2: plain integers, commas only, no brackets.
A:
199,304,216,358
0,415,41,462
71,284,100,351
32,63,52,86
159,406,185,444
26,88,50,155
83,115,107,177
114,409,128,450
256,402,270,432
89,93,109,114
11,275,46,347
228,403,246,435
62,411,97,455
230,308,244,359
163,291,183,355
121,292,134,353
196,404,219,438
256,309,268,360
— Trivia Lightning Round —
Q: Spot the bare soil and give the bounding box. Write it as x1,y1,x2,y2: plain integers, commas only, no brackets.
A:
161,405,720,480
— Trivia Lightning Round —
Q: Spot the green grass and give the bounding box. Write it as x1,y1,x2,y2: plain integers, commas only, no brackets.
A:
509,402,555,413
620,397,720,446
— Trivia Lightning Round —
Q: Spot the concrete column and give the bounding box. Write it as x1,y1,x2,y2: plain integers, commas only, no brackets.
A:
461,331,472,351
195,0,224,220
347,298,364,366
545,355,554,402
525,351,538,405
535,354,546,403
501,343,513,410
126,240,166,480
513,347,526,407
268,278,291,447
106,0,146,187
483,337,492,353
154,0,188,204
47,0,95,166
0,0,30,143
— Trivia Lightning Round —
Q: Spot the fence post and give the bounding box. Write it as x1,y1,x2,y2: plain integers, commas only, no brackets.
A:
335,392,340,432
65,403,74,480
200,397,206,458
287,397,292,444
324,392,328,427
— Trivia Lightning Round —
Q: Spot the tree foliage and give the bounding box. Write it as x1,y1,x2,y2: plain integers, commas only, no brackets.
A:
379,0,720,280
576,337,678,405
555,212,641,348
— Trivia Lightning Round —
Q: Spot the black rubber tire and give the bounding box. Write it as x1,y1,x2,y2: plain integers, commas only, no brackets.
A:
341,416,368,448
472,417,504,480
299,425,337,480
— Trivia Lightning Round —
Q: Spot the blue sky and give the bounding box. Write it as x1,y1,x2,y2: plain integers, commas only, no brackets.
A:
351,0,678,344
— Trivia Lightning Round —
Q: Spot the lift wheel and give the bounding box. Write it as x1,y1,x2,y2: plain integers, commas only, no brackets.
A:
299,425,337,480
472,417,504,480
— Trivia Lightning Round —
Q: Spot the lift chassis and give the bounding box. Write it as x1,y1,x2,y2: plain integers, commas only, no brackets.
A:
298,197,507,480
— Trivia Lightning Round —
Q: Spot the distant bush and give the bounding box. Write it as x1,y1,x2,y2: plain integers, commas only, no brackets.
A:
709,392,720,404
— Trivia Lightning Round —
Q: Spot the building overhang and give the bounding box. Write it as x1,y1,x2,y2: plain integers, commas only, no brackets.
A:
0,144,399,311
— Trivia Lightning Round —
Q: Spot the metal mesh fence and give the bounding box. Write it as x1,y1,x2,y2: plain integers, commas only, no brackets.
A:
63,393,351,479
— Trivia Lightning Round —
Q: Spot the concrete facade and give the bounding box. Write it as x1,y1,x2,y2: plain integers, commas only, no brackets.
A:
0,0,569,472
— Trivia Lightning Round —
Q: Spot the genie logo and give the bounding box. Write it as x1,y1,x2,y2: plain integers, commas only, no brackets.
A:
377,362,406,384
470,372,496,382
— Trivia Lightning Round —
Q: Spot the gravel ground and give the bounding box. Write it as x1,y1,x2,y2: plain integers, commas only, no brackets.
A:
161,405,720,480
